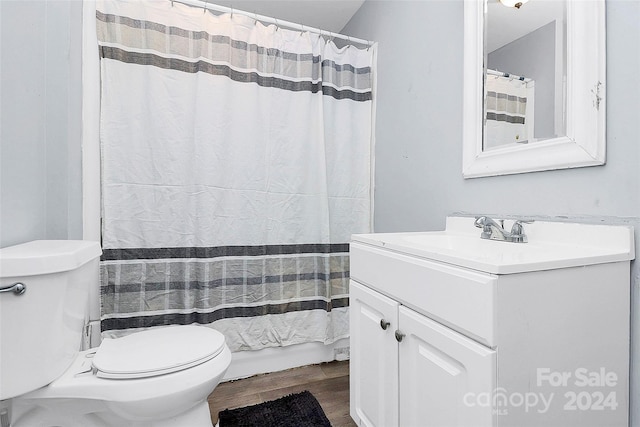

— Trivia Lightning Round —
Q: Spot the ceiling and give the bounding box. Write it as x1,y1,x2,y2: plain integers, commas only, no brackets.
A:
201,0,560,49
486,0,564,52
204,0,366,34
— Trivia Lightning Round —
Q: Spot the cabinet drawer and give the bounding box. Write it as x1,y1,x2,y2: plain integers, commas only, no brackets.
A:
350,242,497,347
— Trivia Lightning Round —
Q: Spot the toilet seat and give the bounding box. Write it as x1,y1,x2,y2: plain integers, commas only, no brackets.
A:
13,341,233,426
92,326,226,379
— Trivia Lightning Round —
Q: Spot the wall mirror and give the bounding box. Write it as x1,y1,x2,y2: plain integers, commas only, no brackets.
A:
462,0,605,178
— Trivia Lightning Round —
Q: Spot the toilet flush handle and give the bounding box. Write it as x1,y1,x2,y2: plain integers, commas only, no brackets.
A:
0,282,26,295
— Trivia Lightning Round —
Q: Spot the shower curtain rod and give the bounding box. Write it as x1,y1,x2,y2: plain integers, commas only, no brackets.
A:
487,68,531,83
170,0,374,48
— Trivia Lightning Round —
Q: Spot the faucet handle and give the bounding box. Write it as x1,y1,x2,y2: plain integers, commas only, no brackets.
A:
510,220,533,243
511,219,534,229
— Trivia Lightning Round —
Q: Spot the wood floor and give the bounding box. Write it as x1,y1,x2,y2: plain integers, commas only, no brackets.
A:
207,360,357,427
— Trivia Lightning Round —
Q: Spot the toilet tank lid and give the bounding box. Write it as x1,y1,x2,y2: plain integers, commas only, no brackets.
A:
0,240,102,278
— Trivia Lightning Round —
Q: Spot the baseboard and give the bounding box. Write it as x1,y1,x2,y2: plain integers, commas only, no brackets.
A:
223,338,350,381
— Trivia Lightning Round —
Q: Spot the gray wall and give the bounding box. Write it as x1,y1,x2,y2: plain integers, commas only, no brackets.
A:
0,0,84,248
488,21,557,139
343,0,640,425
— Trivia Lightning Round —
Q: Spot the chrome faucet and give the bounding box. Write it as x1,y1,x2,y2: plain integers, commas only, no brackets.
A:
474,216,532,243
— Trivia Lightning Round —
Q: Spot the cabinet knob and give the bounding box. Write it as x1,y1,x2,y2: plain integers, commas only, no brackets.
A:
395,330,405,342
380,319,391,330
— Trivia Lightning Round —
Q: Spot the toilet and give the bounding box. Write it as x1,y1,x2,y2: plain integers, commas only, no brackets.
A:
0,240,232,427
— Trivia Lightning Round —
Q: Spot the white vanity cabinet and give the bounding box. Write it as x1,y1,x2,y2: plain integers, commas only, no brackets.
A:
351,280,496,427
349,217,634,427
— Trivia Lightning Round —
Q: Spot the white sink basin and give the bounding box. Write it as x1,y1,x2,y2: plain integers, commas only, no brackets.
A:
352,217,635,274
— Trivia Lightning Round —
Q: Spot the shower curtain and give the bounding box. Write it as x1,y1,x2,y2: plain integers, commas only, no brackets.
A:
484,74,535,149
96,0,375,351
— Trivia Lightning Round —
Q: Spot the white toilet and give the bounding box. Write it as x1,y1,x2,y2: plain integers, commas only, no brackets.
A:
0,240,232,427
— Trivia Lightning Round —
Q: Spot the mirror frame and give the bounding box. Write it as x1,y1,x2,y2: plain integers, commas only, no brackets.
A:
462,0,606,178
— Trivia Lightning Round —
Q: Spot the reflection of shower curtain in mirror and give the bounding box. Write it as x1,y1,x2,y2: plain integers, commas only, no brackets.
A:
484,75,535,149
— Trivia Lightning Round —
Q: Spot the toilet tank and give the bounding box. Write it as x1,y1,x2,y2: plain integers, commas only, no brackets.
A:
0,240,102,400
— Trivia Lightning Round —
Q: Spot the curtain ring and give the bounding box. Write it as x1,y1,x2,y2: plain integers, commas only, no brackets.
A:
230,6,233,19
367,41,371,51
326,31,334,44
203,0,207,14
300,24,305,36
171,0,174,7
254,12,258,25
347,36,351,49
274,18,279,31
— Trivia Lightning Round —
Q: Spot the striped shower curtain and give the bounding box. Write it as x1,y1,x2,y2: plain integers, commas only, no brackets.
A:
484,74,535,149
96,0,375,351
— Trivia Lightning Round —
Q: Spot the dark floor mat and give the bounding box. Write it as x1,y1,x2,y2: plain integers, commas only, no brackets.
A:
218,390,332,427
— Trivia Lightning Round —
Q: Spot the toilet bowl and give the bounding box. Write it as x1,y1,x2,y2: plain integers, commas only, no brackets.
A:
0,241,232,427
12,326,232,427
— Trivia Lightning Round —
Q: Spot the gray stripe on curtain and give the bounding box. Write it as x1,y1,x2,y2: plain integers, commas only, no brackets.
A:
101,297,350,331
102,271,347,294
487,92,527,103
99,46,372,102
486,112,526,124
101,243,350,261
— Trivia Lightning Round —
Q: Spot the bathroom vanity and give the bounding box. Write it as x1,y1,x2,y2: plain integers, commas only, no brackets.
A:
349,217,634,427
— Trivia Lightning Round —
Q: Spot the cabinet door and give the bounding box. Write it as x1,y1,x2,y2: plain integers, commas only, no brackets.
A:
398,306,496,427
350,280,399,427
